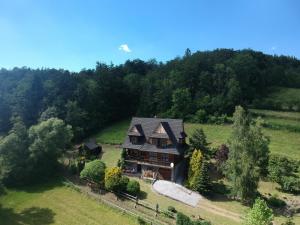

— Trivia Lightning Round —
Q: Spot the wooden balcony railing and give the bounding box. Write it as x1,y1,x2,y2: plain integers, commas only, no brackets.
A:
125,155,171,167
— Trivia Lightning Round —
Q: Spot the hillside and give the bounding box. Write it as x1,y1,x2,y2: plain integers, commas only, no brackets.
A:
253,87,300,111
93,116,300,160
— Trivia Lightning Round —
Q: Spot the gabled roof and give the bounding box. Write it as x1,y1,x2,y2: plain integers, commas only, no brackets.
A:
122,117,187,155
128,124,144,136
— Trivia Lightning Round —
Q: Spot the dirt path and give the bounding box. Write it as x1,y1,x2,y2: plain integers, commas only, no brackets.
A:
198,199,243,223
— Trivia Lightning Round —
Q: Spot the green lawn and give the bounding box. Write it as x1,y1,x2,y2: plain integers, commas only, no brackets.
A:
93,120,129,145
250,109,300,120
185,123,300,160
0,179,137,225
94,118,300,160
101,145,121,168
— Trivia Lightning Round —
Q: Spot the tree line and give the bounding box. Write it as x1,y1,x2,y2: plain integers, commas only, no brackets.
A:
1,49,300,141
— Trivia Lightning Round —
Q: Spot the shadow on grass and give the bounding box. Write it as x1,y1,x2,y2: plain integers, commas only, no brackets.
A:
0,205,55,225
10,176,65,194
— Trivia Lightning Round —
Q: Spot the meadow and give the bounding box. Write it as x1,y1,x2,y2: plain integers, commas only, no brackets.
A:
94,115,300,160
0,179,137,225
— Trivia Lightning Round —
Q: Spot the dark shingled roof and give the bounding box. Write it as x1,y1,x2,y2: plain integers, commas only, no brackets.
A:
84,140,100,150
121,117,187,155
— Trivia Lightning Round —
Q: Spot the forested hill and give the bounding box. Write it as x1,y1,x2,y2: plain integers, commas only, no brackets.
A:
1,48,300,139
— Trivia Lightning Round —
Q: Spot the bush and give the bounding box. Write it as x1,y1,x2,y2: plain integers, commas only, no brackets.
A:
126,180,140,195
176,212,211,225
80,160,106,184
137,217,147,225
281,218,295,225
119,176,129,192
104,167,122,192
193,109,208,123
279,176,300,193
176,212,191,225
167,206,177,213
268,155,299,183
162,210,174,218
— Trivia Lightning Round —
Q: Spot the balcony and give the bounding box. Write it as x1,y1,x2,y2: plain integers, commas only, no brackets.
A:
125,155,172,167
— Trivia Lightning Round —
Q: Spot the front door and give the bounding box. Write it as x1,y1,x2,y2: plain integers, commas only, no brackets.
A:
137,164,141,173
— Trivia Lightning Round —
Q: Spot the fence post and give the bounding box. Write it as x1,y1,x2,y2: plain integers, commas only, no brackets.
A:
155,203,159,217
135,196,138,208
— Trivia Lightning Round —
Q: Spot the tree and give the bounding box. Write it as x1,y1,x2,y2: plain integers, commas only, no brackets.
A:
244,198,273,225
249,117,270,177
0,117,30,186
195,160,211,195
188,149,203,190
189,129,210,157
215,144,229,171
170,88,192,119
105,167,123,192
225,106,259,202
28,118,73,178
126,180,140,196
80,160,106,184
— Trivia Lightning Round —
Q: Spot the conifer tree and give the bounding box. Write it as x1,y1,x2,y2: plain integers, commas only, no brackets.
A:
195,160,211,194
188,149,203,189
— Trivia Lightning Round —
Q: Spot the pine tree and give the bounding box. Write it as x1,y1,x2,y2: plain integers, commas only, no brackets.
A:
225,106,259,202
189,128,210,157
195,160,211,195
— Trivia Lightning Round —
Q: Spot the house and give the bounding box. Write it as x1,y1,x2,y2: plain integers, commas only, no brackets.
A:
81,139,102,156
121,117,188,182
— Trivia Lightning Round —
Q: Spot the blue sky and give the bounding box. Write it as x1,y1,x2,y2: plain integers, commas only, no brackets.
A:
0,0,299,72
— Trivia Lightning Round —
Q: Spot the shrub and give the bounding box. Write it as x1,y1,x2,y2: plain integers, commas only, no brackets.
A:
279,176,300,193
167,206,177,213
119,176,129,192
80,160,106,184
215,144,229,171
126,180,140,195
162,210,174,218
281,218,295,225
104,167,122,192
137,217,146,225
176,212,191,225
193,109,207,123
176,212,211,225
268,155,298,183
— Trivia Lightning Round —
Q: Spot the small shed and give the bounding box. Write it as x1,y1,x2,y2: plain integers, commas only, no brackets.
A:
83,139,102,155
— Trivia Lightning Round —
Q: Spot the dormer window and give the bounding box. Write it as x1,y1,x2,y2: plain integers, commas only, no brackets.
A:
130,136,139,144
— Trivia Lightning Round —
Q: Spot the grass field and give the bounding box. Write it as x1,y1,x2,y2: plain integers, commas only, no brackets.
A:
0,179,137,225
93,120,129,145
258,87,300,111
100,144,121,168
95,118,300,160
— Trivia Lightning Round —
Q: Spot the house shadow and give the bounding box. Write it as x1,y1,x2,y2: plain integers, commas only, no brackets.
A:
0,205,55,225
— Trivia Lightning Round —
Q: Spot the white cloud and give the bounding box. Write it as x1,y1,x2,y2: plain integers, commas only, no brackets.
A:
119,44,131,53
271,46,277,51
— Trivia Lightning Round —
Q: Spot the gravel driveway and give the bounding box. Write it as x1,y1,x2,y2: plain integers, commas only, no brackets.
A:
152,180,202,207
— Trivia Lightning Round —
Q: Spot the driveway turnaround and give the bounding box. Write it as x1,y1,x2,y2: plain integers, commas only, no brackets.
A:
152,180,202,207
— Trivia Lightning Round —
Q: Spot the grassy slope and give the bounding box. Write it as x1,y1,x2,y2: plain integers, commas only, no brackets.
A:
185,123,300,160
101,144,121,169
95,119,300,160
0,180,137,225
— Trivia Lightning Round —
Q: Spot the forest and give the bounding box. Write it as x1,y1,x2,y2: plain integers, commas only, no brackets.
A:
1,48,300,142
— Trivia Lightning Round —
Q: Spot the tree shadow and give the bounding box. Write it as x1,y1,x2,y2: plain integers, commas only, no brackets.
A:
11,176,65,194
0,205,55,225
